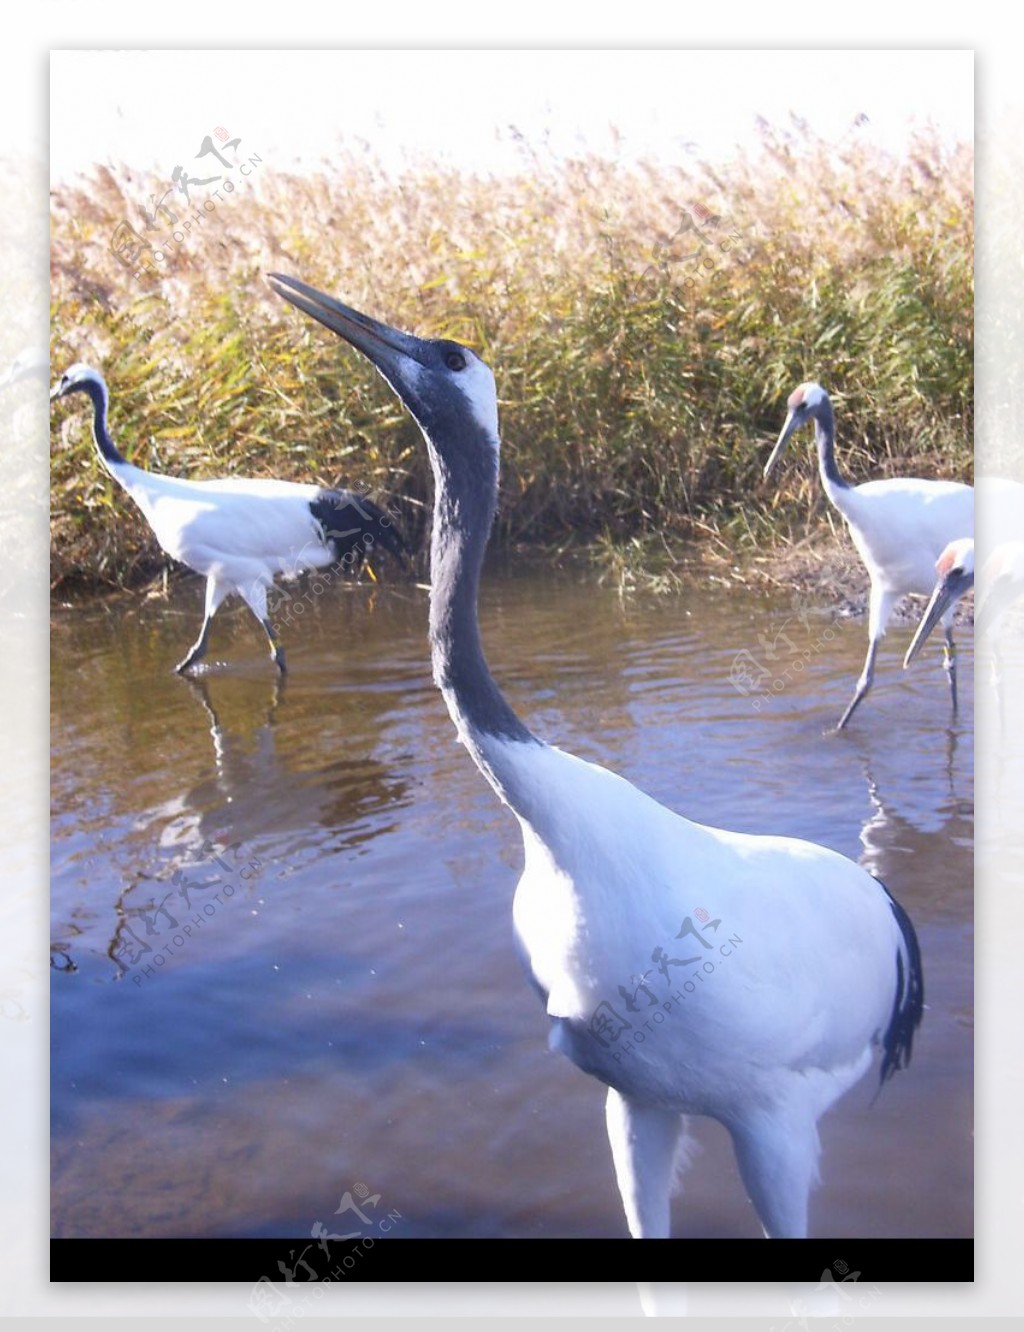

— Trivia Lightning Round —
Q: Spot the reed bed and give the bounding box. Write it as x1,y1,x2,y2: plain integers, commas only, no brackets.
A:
49,122,973,593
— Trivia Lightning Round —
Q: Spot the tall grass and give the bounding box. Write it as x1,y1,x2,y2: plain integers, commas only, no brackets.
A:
49,123,973,592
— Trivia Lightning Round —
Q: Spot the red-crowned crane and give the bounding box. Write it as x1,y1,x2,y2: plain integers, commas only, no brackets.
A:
49,363,406,673
764,382,974,729
270,275,924,1240
906,534,1024,670
903,538,975,671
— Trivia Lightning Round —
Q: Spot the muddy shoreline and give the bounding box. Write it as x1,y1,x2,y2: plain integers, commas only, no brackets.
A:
49,529,973,630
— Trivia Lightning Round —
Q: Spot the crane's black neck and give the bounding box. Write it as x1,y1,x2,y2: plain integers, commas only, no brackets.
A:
74,378,128,468
424,426,535,748
813,397,850,492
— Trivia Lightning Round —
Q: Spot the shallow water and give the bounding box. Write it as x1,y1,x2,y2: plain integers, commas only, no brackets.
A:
50,566,973,1240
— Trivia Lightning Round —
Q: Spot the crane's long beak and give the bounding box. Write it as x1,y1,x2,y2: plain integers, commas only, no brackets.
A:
903,568,973,668
763,410,798,479
49,380,67,402
268,274,429,376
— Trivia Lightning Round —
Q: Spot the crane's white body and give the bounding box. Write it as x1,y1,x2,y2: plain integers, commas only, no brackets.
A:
767,382,973,727
269,276,923,1240
50,364,401,671
829,477,974,645
109,465,337,584
833,477,974,594
482,725,908,1238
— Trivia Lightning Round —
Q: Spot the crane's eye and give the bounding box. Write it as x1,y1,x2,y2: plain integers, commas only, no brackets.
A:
445,351,467,372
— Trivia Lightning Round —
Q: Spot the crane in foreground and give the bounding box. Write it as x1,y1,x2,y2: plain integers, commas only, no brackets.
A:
764,382,974,729
49,364,406,673
270,274,924,1240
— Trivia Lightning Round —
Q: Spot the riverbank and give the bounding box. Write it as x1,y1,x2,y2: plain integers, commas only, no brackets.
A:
50,126,972,596
50,527,973,634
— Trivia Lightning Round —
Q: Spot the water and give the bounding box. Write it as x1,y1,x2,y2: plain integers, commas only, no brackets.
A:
50,566,973,1239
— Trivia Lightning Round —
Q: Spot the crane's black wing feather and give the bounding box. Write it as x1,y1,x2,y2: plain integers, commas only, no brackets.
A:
310,488,408,569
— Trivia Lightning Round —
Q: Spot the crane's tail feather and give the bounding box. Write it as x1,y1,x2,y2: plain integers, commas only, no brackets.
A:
877,882,925,1085
311,488,409,570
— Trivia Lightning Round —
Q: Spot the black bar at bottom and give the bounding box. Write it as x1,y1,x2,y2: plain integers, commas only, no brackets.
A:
50,1237,973,1284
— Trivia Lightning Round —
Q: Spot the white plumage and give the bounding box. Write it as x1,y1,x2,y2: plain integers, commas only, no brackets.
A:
270,275,924,1240
49,363,404,672
501,738,919,1239
765,381,974,728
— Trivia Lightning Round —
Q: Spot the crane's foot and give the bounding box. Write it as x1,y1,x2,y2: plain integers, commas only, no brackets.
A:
176,619,212,675
837,684,869,731
837,641,879,731
175,651,205,675
261,618,287,673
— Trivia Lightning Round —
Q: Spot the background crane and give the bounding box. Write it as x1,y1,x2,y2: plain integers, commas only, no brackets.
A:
764,382,973,728
50,363,406,673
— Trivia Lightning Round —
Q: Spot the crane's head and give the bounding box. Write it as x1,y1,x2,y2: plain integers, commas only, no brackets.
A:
268,275,499,469
903,538,974,669
50,363,107,403
763,381,829,479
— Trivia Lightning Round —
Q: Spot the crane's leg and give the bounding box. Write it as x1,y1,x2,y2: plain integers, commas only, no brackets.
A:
837,638,878,730
727,1108,819,1239
837,587,895,730
605,1087,684,1238
239,581,286,673
176,577,231,674
942,624,958,714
